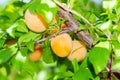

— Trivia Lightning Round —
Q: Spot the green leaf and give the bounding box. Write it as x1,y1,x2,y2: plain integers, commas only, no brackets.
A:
0,44,18,64
29,0,58,23
108,13,118,22
20,47,28,56
83,0,89,5
115,1,120,15
103,0,116,9
72,59,79,73
112,58,120,71
88,13,96,23
26,40,34,52
98,20,112,31
22,59,40,76
73,67,92,80
16,19,28,33
0,73,8,80
88,41,111,74
12,51,26,71
111,40,120,58
18,31,41,45
55,71,73,79
42,46,54,63
0,39,5,49
6,23,17,38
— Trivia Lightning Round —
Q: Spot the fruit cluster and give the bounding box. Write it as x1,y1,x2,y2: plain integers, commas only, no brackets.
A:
24,10,87,62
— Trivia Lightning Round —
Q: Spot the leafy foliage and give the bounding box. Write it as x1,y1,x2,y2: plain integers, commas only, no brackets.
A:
0,0,120,80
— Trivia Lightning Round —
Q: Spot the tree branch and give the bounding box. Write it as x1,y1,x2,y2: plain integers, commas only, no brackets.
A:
58,8,94,48
54,0,93,26
35,29,70,44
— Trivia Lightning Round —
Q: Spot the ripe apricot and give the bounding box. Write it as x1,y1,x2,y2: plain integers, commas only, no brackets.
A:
51,33,72,57
68,40,87,62
28,44,42,61
25,10,48,32
61,23,67,29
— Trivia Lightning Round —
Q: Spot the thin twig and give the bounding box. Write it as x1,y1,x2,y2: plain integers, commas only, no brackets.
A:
35,29,70,44
54,0,93,26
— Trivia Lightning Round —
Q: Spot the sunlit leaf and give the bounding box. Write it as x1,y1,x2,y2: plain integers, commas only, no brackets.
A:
55,71,73,79
89,41,111,74
18,31,41,45
16,19,28,33
72,59,79,73
29,0,58,23
73,67,92,80
6,23,17,38
98,20,112,31
115,0,120,15
12,51,26,72
103,0,116,9
111,40,120,58
112,58,120,70
26,40,34,52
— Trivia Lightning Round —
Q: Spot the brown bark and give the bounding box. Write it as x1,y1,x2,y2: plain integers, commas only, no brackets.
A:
58,8,94,48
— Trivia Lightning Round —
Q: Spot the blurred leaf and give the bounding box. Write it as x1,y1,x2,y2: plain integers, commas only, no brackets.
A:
111,40,120,58
115,1,120,15
55,71,73,79
12,51,26,72
73,67,92,80
0,44,18,64
83,0,88,5
22,59,40,76
3,63,11,75
108,13,118,22
89,41,111,74
103,0,116,9
98,20,112,31
72,59,79,73
112,58,120,70
94,76,100,80
0,73,8,80
0,39,5,49
20,47,28,56
88,13,97,23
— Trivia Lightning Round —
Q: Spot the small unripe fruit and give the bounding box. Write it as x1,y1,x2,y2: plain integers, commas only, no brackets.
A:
28,44,42,61
68,40,87,62
61,23,67,29
25,10,48,32
51,33,72,57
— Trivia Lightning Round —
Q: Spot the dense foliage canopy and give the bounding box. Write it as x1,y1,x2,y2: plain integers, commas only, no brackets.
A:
0,0,120,80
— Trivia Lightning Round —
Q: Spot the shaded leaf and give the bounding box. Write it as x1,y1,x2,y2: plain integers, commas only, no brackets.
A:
0,44,18,64
42,46,54,63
